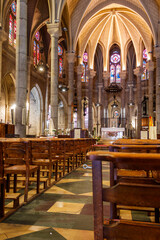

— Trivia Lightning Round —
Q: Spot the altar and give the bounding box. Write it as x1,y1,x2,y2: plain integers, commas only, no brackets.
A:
101,128,125,140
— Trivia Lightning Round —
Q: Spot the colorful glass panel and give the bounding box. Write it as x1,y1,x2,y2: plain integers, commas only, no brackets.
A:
111,53,120,64
143,49,148,60
33,41,36,66
114,110,119,117
35,31,40,42
141,60,147,80
11,1,16,16
58,45,63,56
14,19,16,48
83,52,88,63
116,64,121,83
59,57,63,78
9,14,13,45
37,43,40,64
110,64,115,83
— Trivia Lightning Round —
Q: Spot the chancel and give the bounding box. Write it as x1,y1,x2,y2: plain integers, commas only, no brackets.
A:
0,0,160,239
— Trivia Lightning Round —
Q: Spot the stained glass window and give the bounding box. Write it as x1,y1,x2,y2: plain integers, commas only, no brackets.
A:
111,53,120,64
110,65,115,83
81,52,89,82
33,31,40,66
9,1,16,48
58,45,63,56
35,31,40,41
110,51,121,83
58,45,63,77
9,14,13,45
59,57,63,78
141,49,148,81
116,65,121,83
11,1,16,16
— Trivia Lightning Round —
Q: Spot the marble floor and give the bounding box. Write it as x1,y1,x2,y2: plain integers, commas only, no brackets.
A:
0,161,152,240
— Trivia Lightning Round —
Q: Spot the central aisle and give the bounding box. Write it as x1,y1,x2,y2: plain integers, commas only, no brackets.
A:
0,162,110,239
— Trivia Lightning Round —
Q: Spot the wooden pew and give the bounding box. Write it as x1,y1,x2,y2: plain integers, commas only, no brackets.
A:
109,144,160,221
88,151,160,240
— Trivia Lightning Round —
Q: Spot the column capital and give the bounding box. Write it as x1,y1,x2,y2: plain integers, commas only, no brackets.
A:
0,29,7,42
98,82,103,88
134,67,143,77
128,83,134,88
154,46,160,59
120,70,127,80
103,71,110,80
47,23,59,38
76,64,83,75
146,60,155,72
88,69,96,78
67,52,75,63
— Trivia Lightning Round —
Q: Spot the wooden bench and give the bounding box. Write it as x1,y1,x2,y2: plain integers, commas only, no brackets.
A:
88,151,160,240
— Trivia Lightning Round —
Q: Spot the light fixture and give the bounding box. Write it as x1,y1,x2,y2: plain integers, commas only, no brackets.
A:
37,60,45,72
111,95,118,108
95,103,101,107
58,71,69,92
128,102,134,106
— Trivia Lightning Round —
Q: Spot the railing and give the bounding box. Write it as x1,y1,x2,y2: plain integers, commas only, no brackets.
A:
101,118,127,128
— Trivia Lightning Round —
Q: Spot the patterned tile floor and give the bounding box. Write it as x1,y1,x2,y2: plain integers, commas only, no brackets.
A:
0,162,110,239
0,161,153,239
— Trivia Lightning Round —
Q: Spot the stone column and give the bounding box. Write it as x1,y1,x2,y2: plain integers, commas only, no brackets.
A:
15,0,27,137
47,23,59,131
146,61,155,118
26,57,32,135
76,64,83,128
88,69,96,134
155,47,160,134
134,67,143,138
67,52,75,129
97,82,103,135
128,83,134,137
120,71,127,127
0,30,7,99
103,72,110,126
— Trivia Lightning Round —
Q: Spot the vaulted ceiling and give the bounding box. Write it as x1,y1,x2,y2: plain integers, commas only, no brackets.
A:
62,0,159,70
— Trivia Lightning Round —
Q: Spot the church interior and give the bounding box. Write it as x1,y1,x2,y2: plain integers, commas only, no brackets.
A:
0,0,160,239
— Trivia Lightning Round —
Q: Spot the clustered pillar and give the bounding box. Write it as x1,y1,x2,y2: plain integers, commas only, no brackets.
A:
88,69,96,134
155,47,160,134
0,30,7,99
146,60,154,119
67,53,75,129
76,64,83,128
15,0,28,137
134,67,143,138
120,71,127,127
47,23,59,131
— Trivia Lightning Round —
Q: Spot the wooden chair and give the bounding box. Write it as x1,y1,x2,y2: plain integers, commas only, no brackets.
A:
3,141,40,202
50,139,66,181
88,151,160,240
30,139,52,186
64,139,75,173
